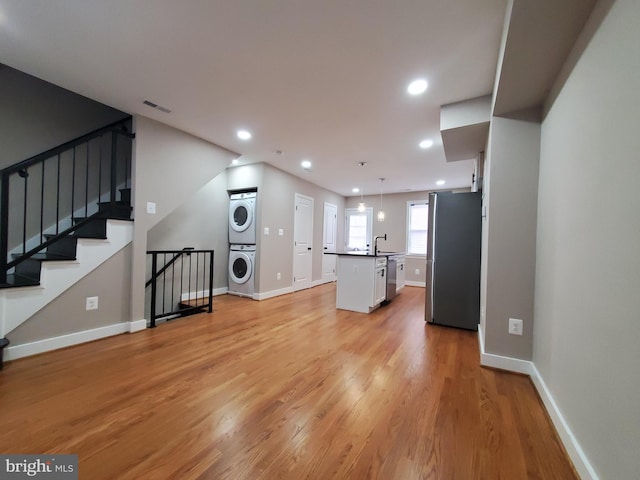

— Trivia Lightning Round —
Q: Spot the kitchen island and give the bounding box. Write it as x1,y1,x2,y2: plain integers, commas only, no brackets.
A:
330,251,405,313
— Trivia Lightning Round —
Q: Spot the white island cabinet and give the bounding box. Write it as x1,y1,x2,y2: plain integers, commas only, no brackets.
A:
335,254,387,313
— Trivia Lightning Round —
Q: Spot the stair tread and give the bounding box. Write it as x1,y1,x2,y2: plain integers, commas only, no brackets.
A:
43,234,77,240
97,201,132,206
0,274,40,289
12,252,76,261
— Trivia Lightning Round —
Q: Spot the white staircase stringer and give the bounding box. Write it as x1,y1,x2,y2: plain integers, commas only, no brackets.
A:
0,220,133,337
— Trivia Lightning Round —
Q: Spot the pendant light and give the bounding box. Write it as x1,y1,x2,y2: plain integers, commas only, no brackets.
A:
358,189,366,213
377,178,385,222
356,161,367,213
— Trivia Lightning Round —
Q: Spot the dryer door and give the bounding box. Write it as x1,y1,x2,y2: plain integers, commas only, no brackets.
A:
229,252,253,284
229,200,254,233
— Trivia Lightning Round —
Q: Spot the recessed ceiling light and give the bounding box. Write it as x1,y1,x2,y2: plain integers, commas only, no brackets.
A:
419,139,434,149
436,179,446,186
352,187,360,193
237,130,252,140
301,160,312,170
231,159,239,165
407,79,428,95
357,161,368,167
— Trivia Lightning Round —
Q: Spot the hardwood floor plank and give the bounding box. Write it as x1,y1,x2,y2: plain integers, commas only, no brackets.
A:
0,285,578,479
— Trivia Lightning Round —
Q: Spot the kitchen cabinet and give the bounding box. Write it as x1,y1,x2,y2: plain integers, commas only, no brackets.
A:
374,260,387,306
334,254,387,313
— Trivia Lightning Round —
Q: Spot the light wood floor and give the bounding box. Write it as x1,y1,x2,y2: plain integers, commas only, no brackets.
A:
0,284,577,479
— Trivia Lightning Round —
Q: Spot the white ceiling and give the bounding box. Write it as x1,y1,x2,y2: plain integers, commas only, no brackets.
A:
0,0,508,197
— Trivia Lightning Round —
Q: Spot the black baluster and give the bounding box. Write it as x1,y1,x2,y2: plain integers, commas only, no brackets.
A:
208,251,214,313
0,173,9,284
150,253,157,328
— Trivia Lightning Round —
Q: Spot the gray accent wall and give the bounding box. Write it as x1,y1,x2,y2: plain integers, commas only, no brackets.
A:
533,0,640,477
0,65,127,169
7,245,132,345
482,117,540,359
147,171,230,292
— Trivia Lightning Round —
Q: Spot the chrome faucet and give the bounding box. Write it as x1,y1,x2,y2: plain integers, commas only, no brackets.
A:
374,234,387,256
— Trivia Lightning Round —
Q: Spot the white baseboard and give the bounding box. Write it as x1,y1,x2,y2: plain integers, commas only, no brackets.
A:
477,324,532,374
313,277,336,287
477,324,598,480
405,280,426,287
5,321,139,361
254,286,294,301
128,319,147,333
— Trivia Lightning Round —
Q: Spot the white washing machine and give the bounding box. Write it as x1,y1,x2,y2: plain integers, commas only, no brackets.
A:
228,244,256,298
229,191,257,244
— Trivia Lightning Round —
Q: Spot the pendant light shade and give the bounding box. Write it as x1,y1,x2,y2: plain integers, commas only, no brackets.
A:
358,189,365,212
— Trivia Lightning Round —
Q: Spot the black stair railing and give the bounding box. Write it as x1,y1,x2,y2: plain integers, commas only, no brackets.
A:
0,117,134,284
146,248,214,328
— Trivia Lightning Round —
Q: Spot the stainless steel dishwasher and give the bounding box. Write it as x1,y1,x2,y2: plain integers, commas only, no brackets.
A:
385,255,397,303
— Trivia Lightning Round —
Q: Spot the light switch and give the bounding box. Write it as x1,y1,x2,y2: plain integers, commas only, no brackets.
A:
146,202,156,214
86,296,99,311
264,227,270,235
278,229,284,236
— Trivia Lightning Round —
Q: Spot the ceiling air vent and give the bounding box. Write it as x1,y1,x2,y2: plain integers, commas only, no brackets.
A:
143,100,171,113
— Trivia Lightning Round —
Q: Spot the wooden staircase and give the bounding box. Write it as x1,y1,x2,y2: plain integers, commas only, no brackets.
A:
0,117,134,367
2,188,132,289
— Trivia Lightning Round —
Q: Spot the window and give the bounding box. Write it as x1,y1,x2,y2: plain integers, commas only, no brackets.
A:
407,202,429,255
345,207,373,251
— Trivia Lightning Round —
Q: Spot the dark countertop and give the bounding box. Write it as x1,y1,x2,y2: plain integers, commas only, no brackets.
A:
326,251,406,258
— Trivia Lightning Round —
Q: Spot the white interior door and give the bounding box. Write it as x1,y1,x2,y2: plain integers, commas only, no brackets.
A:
293,193,314,291
322,202,337,283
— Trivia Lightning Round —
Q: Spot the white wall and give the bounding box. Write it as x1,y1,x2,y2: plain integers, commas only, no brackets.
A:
534,0,640,477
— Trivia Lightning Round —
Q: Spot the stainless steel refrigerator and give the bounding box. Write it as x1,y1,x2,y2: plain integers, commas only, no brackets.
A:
425,191,482,330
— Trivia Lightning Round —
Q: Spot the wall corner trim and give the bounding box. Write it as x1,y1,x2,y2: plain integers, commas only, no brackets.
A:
128,319,147,333
477,325,599,480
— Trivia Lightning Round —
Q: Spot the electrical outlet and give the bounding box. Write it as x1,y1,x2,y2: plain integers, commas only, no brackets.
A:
146,202,156,214
278,228,284,236
508,317,523,336
277,272,281,280
264,227,270,235
415,268,420,275
86,296,99,311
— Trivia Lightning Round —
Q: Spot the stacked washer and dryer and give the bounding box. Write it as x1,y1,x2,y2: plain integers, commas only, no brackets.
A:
228,191,257,298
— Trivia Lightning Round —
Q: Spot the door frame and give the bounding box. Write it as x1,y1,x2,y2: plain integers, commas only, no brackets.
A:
292,193,314,291
321,201,338,283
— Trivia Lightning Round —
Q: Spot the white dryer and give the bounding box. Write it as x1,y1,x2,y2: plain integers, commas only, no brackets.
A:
228,244,256,298
229,191,257,244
